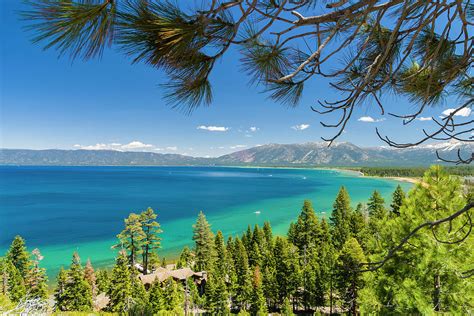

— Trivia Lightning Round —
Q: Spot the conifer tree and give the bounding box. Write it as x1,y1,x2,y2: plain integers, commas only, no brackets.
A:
214,230,227,278
176,246,193,269
61,252,92,311
95,269,110,294
335,238,366,315
362,166,474,314
131,269,148,309
262,221,274,252
250,266,267,315
281,297,294,316
6,235,30,279
2,260,26,302
148,280,165,313
192,211,215,271
163,278,184,313
25,248,48,300
233,238,252,311
186,278,202,312
242,225,253,251
139,207,162,274
115,213,146,266
108,250,133,313
330,186,353,250
274,237,301,305
54,267,68,311
390,185,405,216
350,203,369,250
84,259,97,297
293,200,320,253
367,190,386,220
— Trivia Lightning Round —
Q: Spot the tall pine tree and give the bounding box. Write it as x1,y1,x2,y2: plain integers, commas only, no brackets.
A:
6,236,30,279
115,213,145,266
108,250,133,313
139,207,162,274
330,186,353,250
192,211,215,271
61,252,92,311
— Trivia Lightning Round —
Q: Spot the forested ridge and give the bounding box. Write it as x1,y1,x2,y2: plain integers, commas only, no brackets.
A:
1,166,473,315
353,166,474,177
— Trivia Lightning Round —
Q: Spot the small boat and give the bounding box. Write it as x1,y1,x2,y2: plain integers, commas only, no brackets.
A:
254,211,261,214
302,176,307,180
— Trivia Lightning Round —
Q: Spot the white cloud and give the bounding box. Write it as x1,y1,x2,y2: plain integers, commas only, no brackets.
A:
121,141,154,149
415,117,432,121
358,116,386,123
230,145,247,149
166,146,178,151
441,108,471,117
249,126,259,132
74,141,160,152
197,125,229,132
292,124,310,131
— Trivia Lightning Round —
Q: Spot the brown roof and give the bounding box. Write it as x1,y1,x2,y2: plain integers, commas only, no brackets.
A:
138,267,206,285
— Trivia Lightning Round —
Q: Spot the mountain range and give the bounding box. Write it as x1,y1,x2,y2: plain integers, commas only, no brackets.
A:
1,141,472,167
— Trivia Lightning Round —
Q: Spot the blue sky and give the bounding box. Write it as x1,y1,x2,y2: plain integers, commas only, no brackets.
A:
0,1,466,157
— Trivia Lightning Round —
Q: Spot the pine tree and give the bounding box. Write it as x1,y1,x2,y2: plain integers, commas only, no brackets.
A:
192,211,215,271
2,260,26,302
362,166,474,314
367,190,386,220
115,213,146,266
281,297,294,316
149,280,165,313
274,237,301,305
214,230,227,278
330,187,352,250
233,238,252,311
163,278,184,313
186,278,202,312
390,185,405,216
262,221,274,252
84,259,97,297
95,269,110,294
61,252,92,311
25,248,48,300
108,250,133,313
6,235,30,279
176,246,193,269
290,200,320,253
131,268,148,309
335,238,366,315
139,207,162,274
250,266,267,315
350,203,369,250
54,267,68,311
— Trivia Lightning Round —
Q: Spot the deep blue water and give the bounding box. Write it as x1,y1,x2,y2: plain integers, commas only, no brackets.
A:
0,166,411,276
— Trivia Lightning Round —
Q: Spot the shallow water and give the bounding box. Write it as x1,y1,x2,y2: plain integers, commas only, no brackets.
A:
0,166,411,277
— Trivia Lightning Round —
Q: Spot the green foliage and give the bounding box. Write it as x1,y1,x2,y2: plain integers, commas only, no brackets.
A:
162,278,184,313
335,238,366,315
6,235,30,278
390,185,405,216
192,211,216,271
148,280,165,313
95,269,110,294
115,213,146,266
250,266,267,314
59,252,93,311
176,246,192,269
139,208,162,274
25,248,48,300
280,296,294,316
289,200,320,252
362,166,474,314
330,187,352,249
108,250,133,313
1,259,26,302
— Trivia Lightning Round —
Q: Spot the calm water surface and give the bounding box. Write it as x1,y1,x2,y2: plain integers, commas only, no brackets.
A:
0,166,411,277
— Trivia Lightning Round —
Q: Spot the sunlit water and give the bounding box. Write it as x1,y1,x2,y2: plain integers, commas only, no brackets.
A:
0,166,411,278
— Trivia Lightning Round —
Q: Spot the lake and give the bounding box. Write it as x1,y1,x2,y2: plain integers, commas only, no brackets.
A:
0,166,411,277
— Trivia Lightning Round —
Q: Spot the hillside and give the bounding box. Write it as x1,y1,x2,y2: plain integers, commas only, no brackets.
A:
1,141,472,166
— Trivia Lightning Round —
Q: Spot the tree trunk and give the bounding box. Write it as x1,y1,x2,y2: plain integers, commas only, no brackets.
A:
433,274,441,311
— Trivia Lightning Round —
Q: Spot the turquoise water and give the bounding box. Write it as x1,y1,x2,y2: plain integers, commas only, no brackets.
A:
0,166,411,277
